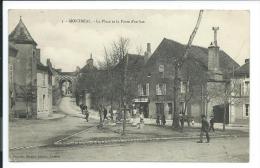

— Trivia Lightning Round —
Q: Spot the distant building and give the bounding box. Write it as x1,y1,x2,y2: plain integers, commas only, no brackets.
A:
46,59,62,106
113,53,145,109
9,17,53,119
229,59,250,124
36,62,53,118
76,54,99,108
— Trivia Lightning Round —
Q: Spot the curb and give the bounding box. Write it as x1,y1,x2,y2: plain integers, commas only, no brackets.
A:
54,134,248,146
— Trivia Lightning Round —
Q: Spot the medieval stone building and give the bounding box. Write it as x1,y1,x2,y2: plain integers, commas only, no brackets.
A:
9,17,53,119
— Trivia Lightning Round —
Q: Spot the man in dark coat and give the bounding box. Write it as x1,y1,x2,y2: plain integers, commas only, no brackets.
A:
84,105,89,122
198,115,210,143
103,107,108,120
79,104,84,114
180,115,185,132
209,116,215,132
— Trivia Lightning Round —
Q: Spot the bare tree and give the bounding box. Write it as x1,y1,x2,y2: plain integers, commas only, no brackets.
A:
172,10,204,128
136,45,143,56
206,77,242,131
15,83,36,119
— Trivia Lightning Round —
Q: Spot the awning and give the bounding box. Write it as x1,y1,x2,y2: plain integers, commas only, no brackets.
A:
133,97,149,103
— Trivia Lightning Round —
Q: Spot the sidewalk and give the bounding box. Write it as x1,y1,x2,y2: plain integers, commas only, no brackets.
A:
143,118,249,132
58,120,249,146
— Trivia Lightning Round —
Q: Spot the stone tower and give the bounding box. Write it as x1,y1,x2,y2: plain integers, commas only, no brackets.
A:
208,27,223,81
9,17,39,118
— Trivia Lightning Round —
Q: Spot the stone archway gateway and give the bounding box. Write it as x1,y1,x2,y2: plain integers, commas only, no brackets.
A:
58,72,77,97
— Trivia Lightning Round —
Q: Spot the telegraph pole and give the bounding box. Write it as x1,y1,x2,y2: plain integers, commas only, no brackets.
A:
122,53,129,135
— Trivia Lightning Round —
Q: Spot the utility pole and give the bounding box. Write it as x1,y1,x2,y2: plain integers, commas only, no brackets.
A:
172,10,204,128
122,53,129,135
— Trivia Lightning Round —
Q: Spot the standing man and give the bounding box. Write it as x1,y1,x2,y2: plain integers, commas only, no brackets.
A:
103,107,108,120
180,115,185,132
84,105,89,122
198,115,210,143
98,105,103,126
209,116,215,132
79,104,84,114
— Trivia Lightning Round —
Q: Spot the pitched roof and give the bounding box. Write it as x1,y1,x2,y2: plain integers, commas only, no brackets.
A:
9,18,37,45
147,38,240,73
79,64,98,73
37,62,49,71
233,62,249,76
113,54,144,72
60,72,77,76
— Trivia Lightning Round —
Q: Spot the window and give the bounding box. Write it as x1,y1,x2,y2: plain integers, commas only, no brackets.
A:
180,102,186,115
159,65,164,72
138,83,149,96
244,81,249,96
43,95,45,110
168,103,173,114
9,64,14,84
245,104,249,117
43,73,46,86
159,65,164,77
241,81,250,96
156,83,166,95
180,81,188,94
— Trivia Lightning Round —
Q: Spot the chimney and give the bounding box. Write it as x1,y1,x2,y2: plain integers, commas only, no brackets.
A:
208,27,220,72
147,43,151,54
46,59,53,70
245,58,249,64
144,43,151,63
86,53,94,67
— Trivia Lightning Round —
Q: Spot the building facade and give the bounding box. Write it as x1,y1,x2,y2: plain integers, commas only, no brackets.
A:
9,17,53,119
9,43,18,119
36,62,53,118
134,33,240,122
229,59,250,124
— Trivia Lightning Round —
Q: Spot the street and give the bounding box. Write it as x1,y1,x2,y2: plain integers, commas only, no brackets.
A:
10,137,249,162
9,97,249,162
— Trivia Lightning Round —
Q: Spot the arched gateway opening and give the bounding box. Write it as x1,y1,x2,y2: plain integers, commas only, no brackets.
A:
60,79,72,97
58,72,77,98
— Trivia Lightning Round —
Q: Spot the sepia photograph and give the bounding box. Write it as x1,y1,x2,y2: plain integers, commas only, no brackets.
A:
7,9,249,162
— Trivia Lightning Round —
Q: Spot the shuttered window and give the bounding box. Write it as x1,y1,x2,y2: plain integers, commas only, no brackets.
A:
156,83,166,95
138,83,149,96
138,84,142,96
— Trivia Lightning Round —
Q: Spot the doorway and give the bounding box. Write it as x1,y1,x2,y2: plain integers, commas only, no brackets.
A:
156,103,164,116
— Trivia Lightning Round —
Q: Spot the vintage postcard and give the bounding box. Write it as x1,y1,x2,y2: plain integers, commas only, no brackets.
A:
7,9,249,162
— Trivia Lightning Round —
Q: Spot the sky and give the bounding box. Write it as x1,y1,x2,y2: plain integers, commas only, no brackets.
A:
8,10,249,72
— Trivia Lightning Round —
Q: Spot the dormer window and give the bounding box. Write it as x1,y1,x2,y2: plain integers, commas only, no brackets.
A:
159,64,164,77
159,65,164,72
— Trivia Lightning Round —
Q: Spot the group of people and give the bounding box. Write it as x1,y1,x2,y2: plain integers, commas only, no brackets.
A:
156,114,166,126
79,104,89,122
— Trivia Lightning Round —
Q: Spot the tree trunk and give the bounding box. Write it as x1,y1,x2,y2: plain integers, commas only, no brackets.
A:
223,102,226,131
172,67,180,128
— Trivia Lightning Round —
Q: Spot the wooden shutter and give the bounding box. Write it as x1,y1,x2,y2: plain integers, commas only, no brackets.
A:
241,82,244,96
163,84,166,95
146,83,149,96
156,84,159,95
